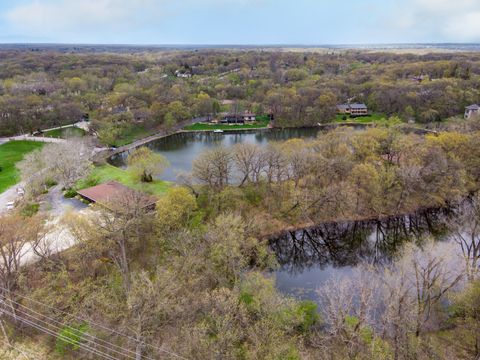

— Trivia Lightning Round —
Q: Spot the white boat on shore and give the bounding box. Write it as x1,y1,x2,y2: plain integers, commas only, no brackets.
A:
213,129,224,133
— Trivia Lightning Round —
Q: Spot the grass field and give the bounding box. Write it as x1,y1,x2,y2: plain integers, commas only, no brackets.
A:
334,113,387,123
43,126,86,139
76,164,171,197
0,141,44,193
184,115,270,131
114,127,153,147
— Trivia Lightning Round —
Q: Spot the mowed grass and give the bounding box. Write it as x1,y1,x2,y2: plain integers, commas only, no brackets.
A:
0,141,44,193
43,126,86,139
184,115,270,131
334,113,387,123
114,127,153,147
76,164,171,197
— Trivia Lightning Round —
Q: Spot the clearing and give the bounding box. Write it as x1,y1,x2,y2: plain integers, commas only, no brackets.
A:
76,164,171,197
42,126,86,139
334,113,387,124
0,141,44,193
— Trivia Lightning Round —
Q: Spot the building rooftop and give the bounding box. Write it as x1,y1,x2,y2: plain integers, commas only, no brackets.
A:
77,181,156,210
466,104,480,110
349,103,368,109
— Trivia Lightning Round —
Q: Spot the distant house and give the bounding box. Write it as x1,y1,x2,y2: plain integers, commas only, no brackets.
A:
175,70,192,78
336,103,368,117
243,112,256,121
336,104,350,114
220,112,256,124
221,114,245,124
412,75,426,83
77,181,157,211
465,104,480,119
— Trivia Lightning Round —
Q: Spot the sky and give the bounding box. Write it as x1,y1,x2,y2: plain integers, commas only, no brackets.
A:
0,0,480,45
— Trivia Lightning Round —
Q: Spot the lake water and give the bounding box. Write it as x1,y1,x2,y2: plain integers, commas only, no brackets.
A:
270,207,453,301
109,128,328,182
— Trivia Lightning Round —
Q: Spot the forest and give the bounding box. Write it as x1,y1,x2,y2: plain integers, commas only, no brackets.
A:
1,49,480,141
1,48,480,360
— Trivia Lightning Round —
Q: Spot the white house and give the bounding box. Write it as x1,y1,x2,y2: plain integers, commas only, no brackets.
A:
465,104,480,119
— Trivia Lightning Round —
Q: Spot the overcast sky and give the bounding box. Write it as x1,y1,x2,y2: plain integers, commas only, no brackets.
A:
0,0,480,44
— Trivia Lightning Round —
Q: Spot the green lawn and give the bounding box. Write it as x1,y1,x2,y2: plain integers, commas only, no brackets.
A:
76,164,171,197
114,127,153,147
334,113,387,124
183,115,270,131
43,126,86,139
0,141,44,193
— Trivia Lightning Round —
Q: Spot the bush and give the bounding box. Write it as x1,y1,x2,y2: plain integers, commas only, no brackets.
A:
45,178,58,188
20,203,40,217
55,323,89,355
64,188,78,198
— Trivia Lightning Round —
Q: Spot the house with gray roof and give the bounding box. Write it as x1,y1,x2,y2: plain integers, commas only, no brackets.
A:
465,104,480,119
337,103,368,117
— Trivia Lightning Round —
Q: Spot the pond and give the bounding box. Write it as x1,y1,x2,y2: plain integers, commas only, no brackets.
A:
109,127,334,182
270,207,454,302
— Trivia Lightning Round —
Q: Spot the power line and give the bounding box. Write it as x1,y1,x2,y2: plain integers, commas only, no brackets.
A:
0,307,117,360
0,294,143,360
0,287,188,359
0,297,138,360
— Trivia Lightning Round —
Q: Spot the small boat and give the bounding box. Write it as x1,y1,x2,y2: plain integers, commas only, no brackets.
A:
213,129,224,133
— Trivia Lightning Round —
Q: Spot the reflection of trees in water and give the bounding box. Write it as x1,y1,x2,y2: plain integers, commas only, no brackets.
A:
270,208,451,275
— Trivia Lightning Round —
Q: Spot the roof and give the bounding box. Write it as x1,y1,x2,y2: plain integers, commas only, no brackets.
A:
466,104,480,110
349,103,368,109
220,100,235,105
337,103,368,110
77,181,156,210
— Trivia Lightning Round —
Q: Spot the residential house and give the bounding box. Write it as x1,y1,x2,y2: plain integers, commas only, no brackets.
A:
221,114,245,124
336,103,368,116
220,112,256,124
465,104,480,119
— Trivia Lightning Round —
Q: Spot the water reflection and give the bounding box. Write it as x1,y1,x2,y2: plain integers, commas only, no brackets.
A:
270,207,452,300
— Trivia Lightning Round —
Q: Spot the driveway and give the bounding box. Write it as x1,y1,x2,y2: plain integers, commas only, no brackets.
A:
44,185,88,216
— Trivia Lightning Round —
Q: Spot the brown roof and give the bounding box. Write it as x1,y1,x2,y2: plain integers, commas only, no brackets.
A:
77,181,156,209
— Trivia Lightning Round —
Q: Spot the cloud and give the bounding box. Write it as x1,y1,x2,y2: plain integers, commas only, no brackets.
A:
3,0,267,41
5,0,161,37
394,0,480,41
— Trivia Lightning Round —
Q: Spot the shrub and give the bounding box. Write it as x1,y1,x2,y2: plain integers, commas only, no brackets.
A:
55,323,89,355
20,203,40,217
45,178,58,188
64,188,78,198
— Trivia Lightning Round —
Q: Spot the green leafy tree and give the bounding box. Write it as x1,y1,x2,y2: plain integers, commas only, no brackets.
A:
127,147,169,182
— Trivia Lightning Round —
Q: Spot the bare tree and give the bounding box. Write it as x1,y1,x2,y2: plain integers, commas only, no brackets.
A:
74,191,155,295
232,143,265,186
0,213,45,321
449,195,480,280
18,138,93,194
192,147,233,190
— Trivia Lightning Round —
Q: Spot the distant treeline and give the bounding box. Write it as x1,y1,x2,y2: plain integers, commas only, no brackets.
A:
1,49,480,139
